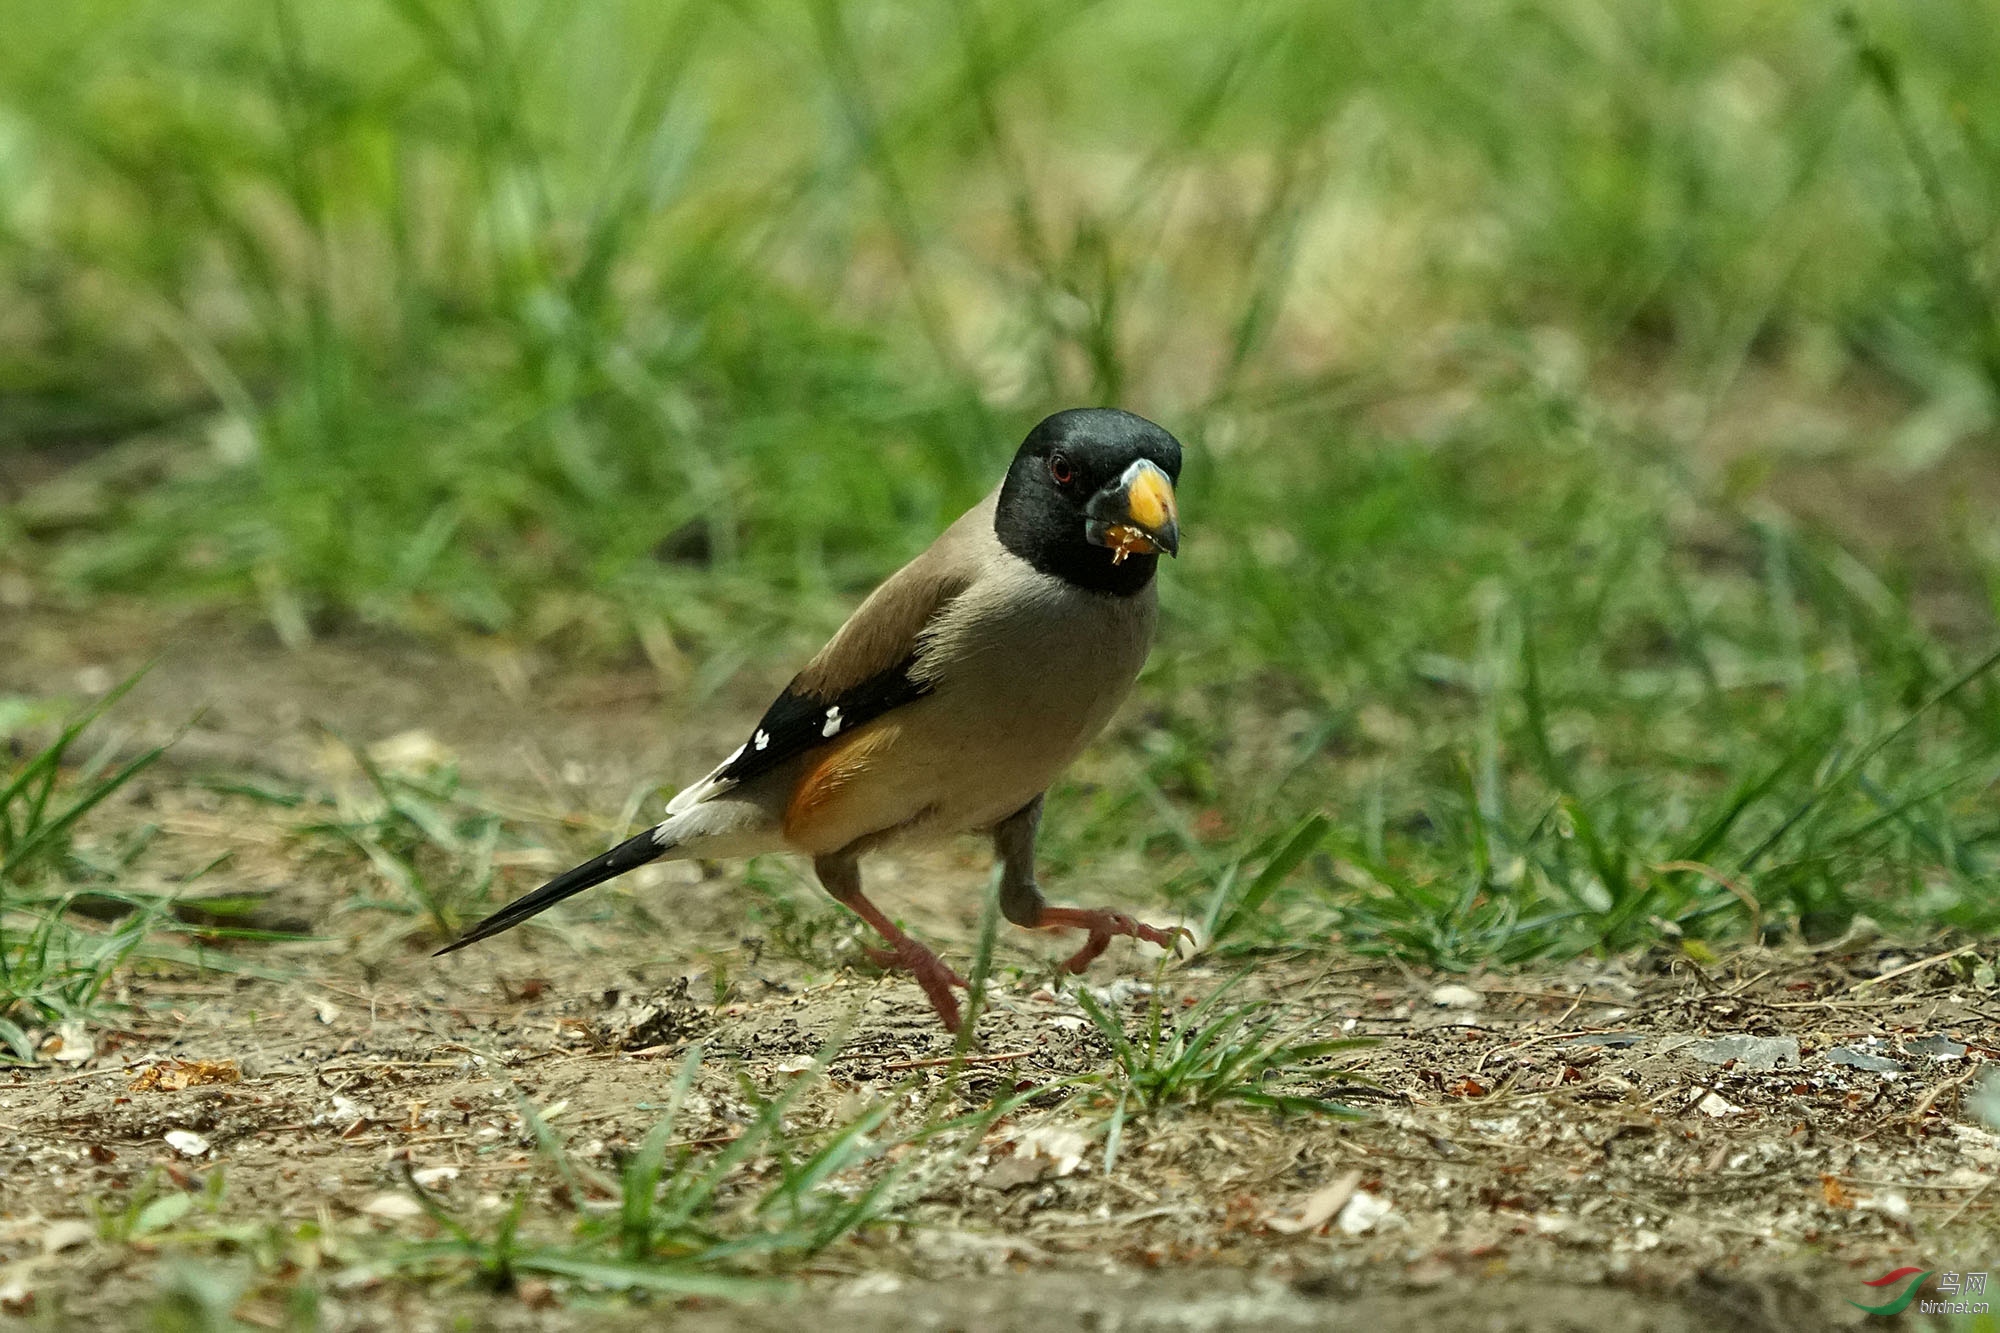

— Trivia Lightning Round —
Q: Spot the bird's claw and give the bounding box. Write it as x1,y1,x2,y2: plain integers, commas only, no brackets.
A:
863,938,969,1031
1140,921,1198,955
1048,909,1194,974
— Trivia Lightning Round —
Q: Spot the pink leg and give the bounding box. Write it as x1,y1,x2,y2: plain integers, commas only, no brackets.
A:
816,856,967,1032
1031,906,1193,975
992,799,1191,977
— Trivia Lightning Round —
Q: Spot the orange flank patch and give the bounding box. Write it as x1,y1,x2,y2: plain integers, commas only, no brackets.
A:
782,721,900,847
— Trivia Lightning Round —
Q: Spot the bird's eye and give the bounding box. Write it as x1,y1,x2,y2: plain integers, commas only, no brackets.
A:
1048,452,1074,486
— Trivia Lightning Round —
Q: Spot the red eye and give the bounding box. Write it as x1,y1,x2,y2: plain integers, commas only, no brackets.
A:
1049,453,1074,485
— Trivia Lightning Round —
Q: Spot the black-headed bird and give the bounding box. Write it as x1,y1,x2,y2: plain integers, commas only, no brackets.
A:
439,408,1189,1030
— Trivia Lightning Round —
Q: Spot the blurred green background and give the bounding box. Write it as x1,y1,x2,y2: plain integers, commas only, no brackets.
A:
3,0,2000,965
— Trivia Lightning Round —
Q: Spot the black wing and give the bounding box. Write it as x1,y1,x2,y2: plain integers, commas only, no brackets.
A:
666,564,971,812
709,654,932,790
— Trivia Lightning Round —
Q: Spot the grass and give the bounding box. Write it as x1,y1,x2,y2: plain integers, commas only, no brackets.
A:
202,735,672,953
0,677,179,1058
3,1,1997,636
291,735,511,946
75,1037,1051,1315
1057,391,2000,970
381,1044,924,1299
4,12,1998,1316
0,681,311,1063
2,12,2000,1298
1073,972,1371,1122
5,0,1993,977
1,673,164,886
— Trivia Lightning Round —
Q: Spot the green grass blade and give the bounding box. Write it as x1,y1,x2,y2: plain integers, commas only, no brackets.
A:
1207,813,1332,947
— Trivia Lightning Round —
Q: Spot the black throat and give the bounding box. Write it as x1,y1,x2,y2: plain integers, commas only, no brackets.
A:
993,469,1159,597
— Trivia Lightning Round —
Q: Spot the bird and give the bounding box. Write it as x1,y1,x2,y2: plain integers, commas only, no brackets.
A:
438,407,1190,1031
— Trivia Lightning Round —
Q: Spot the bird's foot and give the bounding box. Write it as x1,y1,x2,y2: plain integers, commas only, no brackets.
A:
863,939,969,1032
830,880,970,1033
1033,906,1195,974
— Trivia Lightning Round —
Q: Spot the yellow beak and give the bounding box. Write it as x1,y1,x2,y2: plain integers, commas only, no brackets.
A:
1085,459,1180,562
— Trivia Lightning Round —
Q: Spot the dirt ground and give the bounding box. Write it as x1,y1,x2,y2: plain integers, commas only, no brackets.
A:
2,606,1997,1330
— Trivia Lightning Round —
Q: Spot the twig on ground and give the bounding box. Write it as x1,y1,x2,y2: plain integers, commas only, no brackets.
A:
1850,944,1979,993
1906,1065,1981,1123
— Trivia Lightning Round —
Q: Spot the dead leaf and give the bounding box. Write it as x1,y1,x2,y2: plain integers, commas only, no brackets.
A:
980,1153,1049,1191
130,1059,241,1092
499,976,551,1002
1820,1174,1853,1209
1017,1124,1087,1177
1266,1170,1362,1234
978,1123,1090,1190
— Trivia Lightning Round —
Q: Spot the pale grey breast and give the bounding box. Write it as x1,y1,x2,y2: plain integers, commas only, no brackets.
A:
897,549,1158,835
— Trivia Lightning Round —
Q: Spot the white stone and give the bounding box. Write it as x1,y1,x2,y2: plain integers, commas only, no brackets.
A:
1336,1190,1391,1235
164,1130,211,1157
1428,984,1484,1009
360,1194,424,1219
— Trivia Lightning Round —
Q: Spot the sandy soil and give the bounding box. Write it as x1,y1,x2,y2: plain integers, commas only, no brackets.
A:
1,607,1995,1330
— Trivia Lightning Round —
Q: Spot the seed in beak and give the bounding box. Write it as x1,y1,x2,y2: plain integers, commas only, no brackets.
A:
1103,523,1157,565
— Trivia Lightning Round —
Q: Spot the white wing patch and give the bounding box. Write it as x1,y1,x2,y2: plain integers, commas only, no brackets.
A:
664,748,742,816
821,706,843,737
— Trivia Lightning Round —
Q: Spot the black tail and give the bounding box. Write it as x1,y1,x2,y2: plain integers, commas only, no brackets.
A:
434,827,670,955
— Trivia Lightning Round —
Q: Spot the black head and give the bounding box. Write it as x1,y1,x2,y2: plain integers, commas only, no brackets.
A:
994,408,1184,596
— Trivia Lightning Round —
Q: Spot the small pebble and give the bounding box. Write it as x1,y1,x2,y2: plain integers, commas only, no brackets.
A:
1687,1035,1799,1070
163,1130,211,1157
1825,1046,1903,1074
1903,1036,1966,1061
